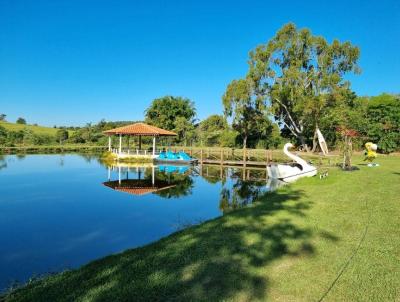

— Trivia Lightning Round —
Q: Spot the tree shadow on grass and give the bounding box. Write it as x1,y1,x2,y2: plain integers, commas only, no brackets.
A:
8,187,336,302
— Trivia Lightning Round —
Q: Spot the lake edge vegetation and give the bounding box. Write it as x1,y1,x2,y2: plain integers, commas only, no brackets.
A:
1,89,399,154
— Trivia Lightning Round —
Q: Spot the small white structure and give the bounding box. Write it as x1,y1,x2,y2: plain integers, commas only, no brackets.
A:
317,128,329,155
267,143,317,182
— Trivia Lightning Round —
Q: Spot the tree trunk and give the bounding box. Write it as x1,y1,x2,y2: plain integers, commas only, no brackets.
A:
299,135,310,152
343,136,353,170
311,127,318,153
243,135,247,163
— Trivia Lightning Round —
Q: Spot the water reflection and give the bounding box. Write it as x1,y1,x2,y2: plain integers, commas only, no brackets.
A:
0,155,6,170
103,164,195,198
219,177,265,213
16,154,26,161
102,162,285,214
0,154,286,290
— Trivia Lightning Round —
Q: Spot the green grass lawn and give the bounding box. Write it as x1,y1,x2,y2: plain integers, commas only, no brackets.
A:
4,156,400,301
0,121,73,136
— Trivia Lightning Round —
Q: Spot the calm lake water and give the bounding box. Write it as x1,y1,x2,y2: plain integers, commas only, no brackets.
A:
0,153,279,291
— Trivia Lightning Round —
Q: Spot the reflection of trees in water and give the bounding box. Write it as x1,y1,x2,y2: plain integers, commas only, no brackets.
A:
200,165,223,184
200,165,267,184
0,154,6,170
196,165,267,213
59,155,65,167
198,166,233,188
79,153,98,163
219,178,264,213
153,171,194,198
16,153,26,161
230,169,267,181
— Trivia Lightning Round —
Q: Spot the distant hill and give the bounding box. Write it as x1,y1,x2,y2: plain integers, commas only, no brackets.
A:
0,121,73,136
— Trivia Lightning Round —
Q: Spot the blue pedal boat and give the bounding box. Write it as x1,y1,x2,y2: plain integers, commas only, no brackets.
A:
155,150,198,165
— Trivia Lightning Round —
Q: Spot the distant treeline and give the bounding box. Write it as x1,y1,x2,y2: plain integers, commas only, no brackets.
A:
0,120,138,147
0,92,399,153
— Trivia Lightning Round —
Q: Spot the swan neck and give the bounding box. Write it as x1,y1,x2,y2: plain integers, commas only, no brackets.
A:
284,145,308,166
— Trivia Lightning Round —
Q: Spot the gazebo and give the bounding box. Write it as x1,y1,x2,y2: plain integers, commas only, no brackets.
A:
103,122,177,159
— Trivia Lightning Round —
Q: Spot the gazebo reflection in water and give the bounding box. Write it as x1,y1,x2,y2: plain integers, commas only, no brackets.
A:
103,163,189,196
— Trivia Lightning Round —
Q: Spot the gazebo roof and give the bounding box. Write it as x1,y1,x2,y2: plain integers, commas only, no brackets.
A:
105,185,176,196
103,122,177,136
103,179,176,196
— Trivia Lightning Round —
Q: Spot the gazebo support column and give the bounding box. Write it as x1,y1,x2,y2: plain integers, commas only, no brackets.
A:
153,136,156,156
138,136,142,151
119,134,122,154
152,165,155,186
108,136,111,152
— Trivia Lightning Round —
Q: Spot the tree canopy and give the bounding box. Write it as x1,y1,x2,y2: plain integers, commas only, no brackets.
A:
222,78,267,149
246,22,360,149
56,129,69,144
198,115,228,146
365,94,400,153
145,96,197,145
16,117,27,125
145,96,196,131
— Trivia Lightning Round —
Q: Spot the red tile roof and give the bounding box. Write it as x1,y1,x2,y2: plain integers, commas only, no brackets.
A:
103,180,176,196
103,122,177,136
113,186,175,196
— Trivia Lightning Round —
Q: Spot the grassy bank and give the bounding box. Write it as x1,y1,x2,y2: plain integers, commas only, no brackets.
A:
4,156,400,301
0,145,106,154
0,121,74,136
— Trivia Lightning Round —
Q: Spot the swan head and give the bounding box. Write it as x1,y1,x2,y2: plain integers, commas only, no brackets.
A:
284,143,294,150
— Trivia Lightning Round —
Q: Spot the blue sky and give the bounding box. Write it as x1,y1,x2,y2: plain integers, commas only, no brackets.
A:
0,0,399,126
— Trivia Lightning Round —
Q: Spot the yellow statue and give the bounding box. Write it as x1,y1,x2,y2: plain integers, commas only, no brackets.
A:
364,142,379,167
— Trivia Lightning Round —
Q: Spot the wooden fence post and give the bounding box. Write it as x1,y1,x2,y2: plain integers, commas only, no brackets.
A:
200,149,203,165
220,149,224,165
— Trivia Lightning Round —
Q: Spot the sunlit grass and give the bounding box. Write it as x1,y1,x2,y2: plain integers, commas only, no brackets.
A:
0,121,74,136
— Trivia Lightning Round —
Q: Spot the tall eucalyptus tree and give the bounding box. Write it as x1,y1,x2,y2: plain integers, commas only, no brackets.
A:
246,23,360,150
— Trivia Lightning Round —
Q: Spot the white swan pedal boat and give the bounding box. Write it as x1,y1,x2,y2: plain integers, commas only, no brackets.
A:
267,143,317,182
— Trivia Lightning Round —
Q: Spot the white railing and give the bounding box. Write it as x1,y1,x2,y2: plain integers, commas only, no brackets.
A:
111,149,161,156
